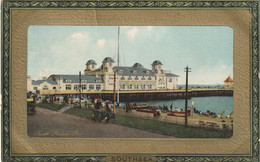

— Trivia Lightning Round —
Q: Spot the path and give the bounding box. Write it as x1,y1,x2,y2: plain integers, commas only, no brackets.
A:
58,105,72,112
27,108,174,138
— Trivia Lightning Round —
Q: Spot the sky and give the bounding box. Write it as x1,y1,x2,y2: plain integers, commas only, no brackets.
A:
28,26,233,84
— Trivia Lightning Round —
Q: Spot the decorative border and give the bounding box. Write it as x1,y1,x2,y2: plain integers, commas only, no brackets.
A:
1,1,259,161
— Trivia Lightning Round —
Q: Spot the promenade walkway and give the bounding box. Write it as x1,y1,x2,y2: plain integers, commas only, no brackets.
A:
116,109,233,130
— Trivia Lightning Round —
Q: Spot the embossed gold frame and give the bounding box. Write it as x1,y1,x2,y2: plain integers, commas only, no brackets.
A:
2,1,259,161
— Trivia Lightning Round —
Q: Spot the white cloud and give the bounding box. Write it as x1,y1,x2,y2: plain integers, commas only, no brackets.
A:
97,39,106,47
71,32,87,39
51,32,91,57
128,27,138,39
37,32,94,78
36,35,119,79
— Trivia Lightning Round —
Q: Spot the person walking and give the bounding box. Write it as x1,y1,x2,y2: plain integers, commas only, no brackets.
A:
126,102,130,112
108,101,111,109
105,102,113,122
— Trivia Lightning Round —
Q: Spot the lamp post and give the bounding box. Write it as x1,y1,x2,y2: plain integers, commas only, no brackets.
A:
58,77,61,106
191,101,194,118
79,71,82,108
113,70,117,114
184,66,191,126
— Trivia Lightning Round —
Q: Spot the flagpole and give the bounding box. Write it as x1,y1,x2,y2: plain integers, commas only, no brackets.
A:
117,26,120,107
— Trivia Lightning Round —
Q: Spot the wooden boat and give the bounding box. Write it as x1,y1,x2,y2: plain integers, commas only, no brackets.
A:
167,111,190,117
136,109,155,113
134,105,150,109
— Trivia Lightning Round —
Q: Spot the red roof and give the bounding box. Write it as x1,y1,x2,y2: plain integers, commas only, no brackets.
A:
224,76,233,82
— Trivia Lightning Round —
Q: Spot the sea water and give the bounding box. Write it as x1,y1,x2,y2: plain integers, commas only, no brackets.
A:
129,96,233,115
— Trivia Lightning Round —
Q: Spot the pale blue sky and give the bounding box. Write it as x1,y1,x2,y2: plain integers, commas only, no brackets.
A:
28,26,233,84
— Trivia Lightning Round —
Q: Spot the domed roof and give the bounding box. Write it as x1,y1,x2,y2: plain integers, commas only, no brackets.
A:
102,57,115,63
133,63,143,68
152,60,163,65
86,59,97,65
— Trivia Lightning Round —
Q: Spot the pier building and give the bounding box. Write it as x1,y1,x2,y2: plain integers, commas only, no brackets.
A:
27,57,179,94
84,57,179,91
27,75,57,93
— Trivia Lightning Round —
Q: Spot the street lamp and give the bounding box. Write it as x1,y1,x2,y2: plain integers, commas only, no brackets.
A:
79,71,82,108
191,101,194,118
184,66,191,126
113,69,117,114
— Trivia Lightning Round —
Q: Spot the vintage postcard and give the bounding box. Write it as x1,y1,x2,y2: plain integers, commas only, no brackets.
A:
2,0,259,161
27,26,234,138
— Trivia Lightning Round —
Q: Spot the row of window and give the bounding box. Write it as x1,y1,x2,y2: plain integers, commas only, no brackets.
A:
34,86,56,91
158,87,166,89
158,78,178,82
66,84,101,90
118,70,150,75
109,76,177,82
120,84,153,90
157,78,177,82
158,83,166,85
63,79,95,83
121,76,153,81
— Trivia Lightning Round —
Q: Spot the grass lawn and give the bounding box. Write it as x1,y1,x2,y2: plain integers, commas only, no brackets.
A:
62,108,232,138
192,114,233,124
37,103,65,111
115,114,232,138
64,108,93,118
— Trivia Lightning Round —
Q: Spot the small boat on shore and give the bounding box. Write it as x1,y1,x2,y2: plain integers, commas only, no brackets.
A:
136,109,154,113
134,105,150,109
167,110,190,117
135,106,161,118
